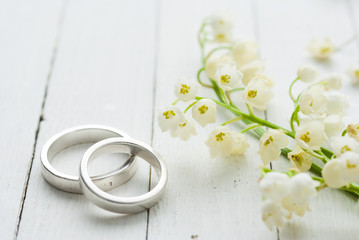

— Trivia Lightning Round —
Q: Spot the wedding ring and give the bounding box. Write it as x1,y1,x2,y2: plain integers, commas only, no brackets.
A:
80,137,168,214
41,125,136,193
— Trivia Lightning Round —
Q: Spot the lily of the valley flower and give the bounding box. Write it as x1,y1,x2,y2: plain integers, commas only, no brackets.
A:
174,77,200,102
205,54,234,80
288,145,313,172
320,73,342,90
299,85,327,117
258,129,289,165
239,60,265,86
208,12,234,43
170,116,197,141
324,115,345,138
261,199,288,231
158,105,185,132
205,126,250,158
347,64,359,85
215,61,243,90
192,99,216,127
243,75,273,110
330,136,359,157
347,123,359,141
232,39,259,66
323,152,359,188
326,93,348,116
295,119,327,150
297,65,319,83
307,38,335,60
259,172,290,202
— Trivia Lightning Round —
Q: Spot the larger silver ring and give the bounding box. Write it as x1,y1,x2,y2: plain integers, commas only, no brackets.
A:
41,125,136,193
80,137,168,214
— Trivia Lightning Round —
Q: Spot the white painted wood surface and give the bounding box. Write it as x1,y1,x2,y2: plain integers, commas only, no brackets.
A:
0,0,358,239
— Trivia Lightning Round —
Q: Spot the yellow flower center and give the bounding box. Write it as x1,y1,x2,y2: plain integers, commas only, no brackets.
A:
264,136,273,146
163,110,175,119
180,84,191,95
341,145,351,153
216,132,226,142
221,74,231,84
320,47,331,54
346,159,357,169
198,105,208,114
355,70,359,78
300,132,311,143
290,154,303,166
216,33,226,41
247,90,257,98
179,121,187,128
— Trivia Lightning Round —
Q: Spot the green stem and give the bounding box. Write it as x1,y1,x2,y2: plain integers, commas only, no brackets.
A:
240,124,262,134
246,103,254,116
184,100,199,113
290,104,300,132
289,77,300,102
220,88,230,105
171,99,180,105
221,117,243,126
342,129,347,136
230,87,245,93
197,67,213,88
205,46,232,60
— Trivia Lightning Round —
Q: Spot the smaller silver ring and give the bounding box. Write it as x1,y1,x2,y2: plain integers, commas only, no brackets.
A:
41,125,136,193
80,137,168,214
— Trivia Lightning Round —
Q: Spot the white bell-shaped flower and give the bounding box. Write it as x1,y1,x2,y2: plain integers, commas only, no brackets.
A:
287,145,313,172
259,172,290,202
297,65,319,83
205,54,234,80
320,73,342,90
192,99,216,127
307,38,335,60
288,173,319,204
324,115,345,138
170,116,197,141
230,132,250,156
261,199,288,231
215,61,243,90
205,126,234,158
232,39,259,66
322,159,348,188
158,105,185,132
174,77,200,102
299,85,327,117
337,152,359,184
259,129,288,165
347,123,359,141
326,93,348,116
347,64,359,85
330,136,359,157
243,75,273,111
239,60,265,86
281,196,308,218
208,11,234,43
295,119,327,150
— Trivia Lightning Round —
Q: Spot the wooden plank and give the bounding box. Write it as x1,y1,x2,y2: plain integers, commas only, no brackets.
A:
256,0,359,239
0,0,63,239
17,0,157,239
148,0,277,239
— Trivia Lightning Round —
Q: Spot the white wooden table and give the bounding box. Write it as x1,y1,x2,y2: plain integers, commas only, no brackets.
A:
1,0,359,239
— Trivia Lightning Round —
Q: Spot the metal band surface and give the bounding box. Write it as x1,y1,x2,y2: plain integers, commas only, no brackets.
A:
41,125,136,193
80,137,168,214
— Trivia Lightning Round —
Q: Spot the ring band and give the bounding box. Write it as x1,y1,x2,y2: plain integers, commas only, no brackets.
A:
41,125,136,193
80,137,168,214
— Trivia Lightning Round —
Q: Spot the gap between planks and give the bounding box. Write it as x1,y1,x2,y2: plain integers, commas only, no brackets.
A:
13,0,68,239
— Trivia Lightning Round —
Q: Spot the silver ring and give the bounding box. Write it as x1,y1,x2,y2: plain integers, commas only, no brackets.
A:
80,137,168,214
41,125,136,193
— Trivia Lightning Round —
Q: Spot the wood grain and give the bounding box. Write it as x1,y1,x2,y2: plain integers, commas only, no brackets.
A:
0,0,63,239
